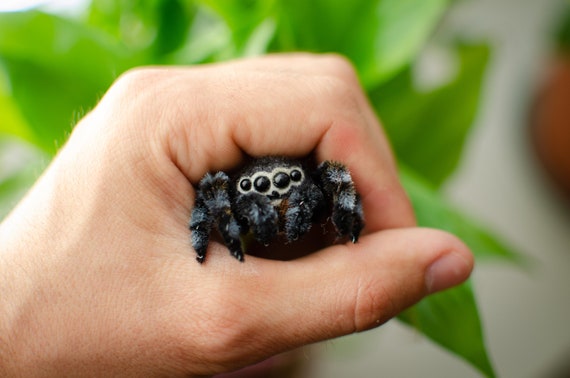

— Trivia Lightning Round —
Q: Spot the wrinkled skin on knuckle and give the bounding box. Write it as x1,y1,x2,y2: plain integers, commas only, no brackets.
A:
102,67,189,127
351,276,397,332
111,67,169,98
89,67,170,137
318,53,361,88
319,73,360,110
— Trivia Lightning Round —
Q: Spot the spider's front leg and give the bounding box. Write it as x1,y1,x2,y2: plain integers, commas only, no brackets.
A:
235,194,278,246
189,172,243,263
283,182,324,242
316,161,365,243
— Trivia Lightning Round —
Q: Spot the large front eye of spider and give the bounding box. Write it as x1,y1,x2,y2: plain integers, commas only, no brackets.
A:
254,175,271,193
273,172,290,189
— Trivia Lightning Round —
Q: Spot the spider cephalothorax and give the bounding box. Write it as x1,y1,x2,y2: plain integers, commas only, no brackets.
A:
189,156,364,263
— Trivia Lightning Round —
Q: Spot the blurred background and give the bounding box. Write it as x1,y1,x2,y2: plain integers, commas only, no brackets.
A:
0,0,569,377
310,0,570,377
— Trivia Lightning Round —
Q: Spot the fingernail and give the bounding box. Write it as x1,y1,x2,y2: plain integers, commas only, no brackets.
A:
426,251,473,293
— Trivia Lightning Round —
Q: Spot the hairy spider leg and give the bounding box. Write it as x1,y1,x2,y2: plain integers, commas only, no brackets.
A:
235,194,278,246
189,198,212,263
189,172,244,263
315,161,365,242
283,181,324,242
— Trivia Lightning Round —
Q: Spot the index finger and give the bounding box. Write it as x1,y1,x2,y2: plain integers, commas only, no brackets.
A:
102,54,415,232
228,54,416,230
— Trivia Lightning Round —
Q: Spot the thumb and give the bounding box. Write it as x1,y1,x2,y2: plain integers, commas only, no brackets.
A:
260,227,473,347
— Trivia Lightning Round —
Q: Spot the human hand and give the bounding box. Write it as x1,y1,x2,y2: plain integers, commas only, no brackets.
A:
0,54,473,376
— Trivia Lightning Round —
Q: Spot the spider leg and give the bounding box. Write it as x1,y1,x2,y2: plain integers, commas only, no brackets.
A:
189,172,244,263
316,161,365,243
189,199,212,263
283,183,323,242
217,210,243,262
235,194,278,246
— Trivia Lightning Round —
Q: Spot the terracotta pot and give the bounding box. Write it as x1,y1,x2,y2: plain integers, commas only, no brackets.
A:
531,55,570,202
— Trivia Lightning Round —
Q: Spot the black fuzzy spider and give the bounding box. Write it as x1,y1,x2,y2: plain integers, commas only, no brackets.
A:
189,156,364,263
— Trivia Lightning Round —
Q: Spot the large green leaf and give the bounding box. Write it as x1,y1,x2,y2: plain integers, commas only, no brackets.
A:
196,0,276,55
397,166,524,377
200,0,451,85
273,0,449,87
173,5,276,63
371,43,491,187
0,11,135,153
399,281,495,378
87,0,196,60
0,139,47,219
152,0,195,58
0,85,36,143
401,165,522,263
171,8,234,64
0,167,35,219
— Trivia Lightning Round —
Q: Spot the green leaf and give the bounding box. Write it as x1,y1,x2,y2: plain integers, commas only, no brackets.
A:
153,0,195,58
88,0,196,60
196,0,277,54
400,165,522,263
371,43,491,187
0,139,46,219
398,166,528,375
273,0,450,87
1,59,89,152
172,8,234,64
554,3,570,50
399,281,495,378
0,85,37,144
396,166,524,377
362,0,450,86
86,0,125,42
0,11,136,153
242,18,277,57
0,168,33,219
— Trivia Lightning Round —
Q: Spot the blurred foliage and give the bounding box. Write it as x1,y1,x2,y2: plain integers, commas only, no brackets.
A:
372,43,491,187
399,280,493,378
0,0,525,376
555,2,570,50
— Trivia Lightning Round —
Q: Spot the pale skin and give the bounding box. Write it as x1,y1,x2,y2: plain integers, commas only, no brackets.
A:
0,54,473,376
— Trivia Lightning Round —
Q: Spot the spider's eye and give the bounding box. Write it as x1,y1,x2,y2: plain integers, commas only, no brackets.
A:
273,172,290,189
254,176,270,192
239,178,252,191
290,169,302,182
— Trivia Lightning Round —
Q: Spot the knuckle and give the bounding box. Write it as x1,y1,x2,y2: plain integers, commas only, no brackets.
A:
318,75,361,115
319,53,360,86
352,277,397,332
307,55,363,112
106,67,174,109
98,67,188,139
115,67,165,90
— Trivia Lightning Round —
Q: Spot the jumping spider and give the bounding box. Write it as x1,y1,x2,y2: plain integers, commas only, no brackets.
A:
189,156,364,263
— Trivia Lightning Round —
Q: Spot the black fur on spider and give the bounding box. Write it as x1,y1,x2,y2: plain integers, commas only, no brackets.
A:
189,156,364,263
